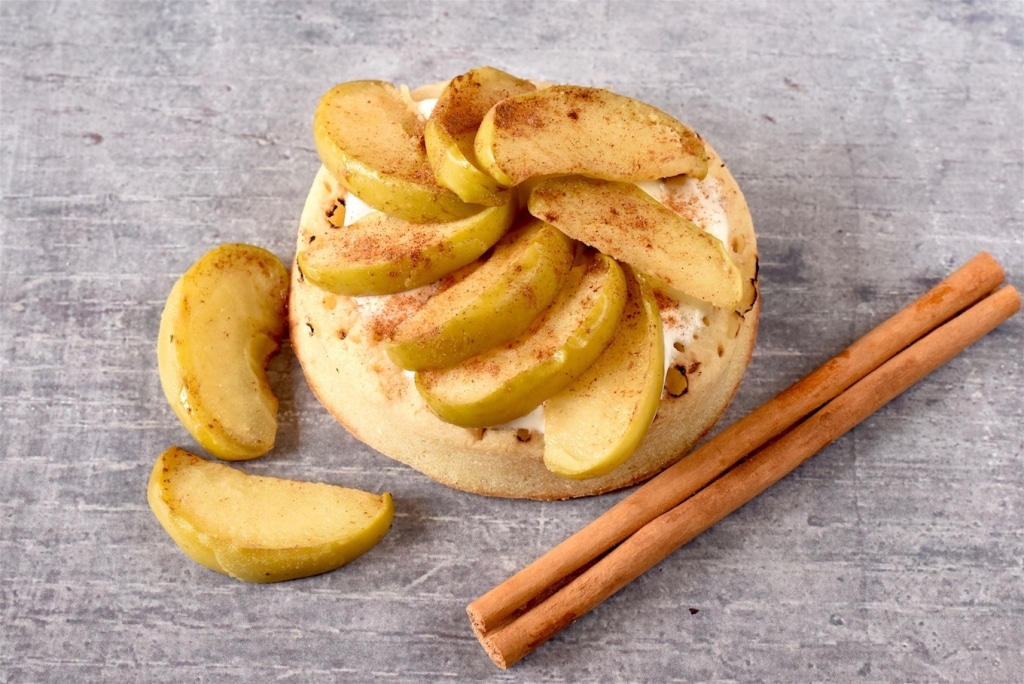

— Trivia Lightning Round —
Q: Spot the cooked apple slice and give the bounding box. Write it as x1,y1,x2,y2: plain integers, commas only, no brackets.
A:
528,175,744,309
473,85,708,187
296,177,516,296
147,447,394,583
313,80,480,223
415,251,627,428
386,219,576,371
158,244,289,460
544,268,665,479
424,66,536,205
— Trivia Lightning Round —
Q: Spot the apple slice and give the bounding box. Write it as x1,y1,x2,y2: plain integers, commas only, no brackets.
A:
424,66,536,205
313,80,480,223
544,268,665,479
528,175,744,310
415,251,627,428
147,447,394,583
386,218,576,371
296,167,516,296
158,244,289,460
473,85,708,187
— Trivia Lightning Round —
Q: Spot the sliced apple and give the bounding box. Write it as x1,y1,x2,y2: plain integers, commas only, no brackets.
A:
147,447,394,583
528,175,744,309
313,80,479,223
414,251,627,428
296,190,516,296
544,268,665,479
158,244,289,460
473,85,709,187
424,66,536,205
385,218,576,371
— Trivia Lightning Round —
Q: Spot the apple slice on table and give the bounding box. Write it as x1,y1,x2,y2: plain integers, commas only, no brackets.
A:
528,175,744,310
424,66,536,205
158,243,289,460
415,251,627,428
314,79,480,223
544,268,665,479
473,85,709,187
386,218,576,371
148,447,394,583
296,190,516,296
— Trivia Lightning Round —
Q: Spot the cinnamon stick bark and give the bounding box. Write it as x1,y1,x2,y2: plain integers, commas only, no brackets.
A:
468,252,1005,638
477,283,1020,668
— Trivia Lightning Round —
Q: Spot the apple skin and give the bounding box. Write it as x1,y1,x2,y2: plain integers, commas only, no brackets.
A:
147,447,394,583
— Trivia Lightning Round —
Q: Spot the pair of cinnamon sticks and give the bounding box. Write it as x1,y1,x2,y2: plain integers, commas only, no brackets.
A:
466,252,1019,669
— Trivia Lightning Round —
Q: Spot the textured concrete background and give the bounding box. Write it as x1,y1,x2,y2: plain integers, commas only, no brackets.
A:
2,1,1022,681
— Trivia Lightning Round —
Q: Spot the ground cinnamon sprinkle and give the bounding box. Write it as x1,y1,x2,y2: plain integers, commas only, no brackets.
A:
652,291,679,328
663,186,704,222
341,216,435,264
362,288,436,341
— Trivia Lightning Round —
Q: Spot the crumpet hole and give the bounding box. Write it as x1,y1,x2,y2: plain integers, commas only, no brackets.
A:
665,365,688,397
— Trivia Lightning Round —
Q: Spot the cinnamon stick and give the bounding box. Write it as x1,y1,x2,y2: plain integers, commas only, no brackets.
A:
477,282,1015,667
468,252,1005,638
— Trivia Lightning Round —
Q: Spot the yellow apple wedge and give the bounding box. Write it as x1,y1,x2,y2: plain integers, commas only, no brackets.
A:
474,85,709,187
157,244,289,460
414,251,627,428
296,178,516,296
313,80,480,223
386,219,576,371
544,268,665,479
424,66,536,205
147,447,394,583
528,175,744,310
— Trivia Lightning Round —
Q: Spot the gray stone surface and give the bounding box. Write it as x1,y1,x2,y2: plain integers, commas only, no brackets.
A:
2,1,1022,681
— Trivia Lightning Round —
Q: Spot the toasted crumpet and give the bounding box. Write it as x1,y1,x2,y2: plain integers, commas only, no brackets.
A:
290,81,759,499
